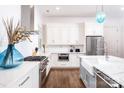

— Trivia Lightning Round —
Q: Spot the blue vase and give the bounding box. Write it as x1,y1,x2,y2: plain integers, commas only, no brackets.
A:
0,44,24,69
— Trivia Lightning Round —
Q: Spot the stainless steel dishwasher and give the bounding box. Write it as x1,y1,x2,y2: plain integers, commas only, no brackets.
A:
94,68,122,88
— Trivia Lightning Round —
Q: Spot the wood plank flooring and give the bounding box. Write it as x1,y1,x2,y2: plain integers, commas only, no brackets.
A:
43,68,86,88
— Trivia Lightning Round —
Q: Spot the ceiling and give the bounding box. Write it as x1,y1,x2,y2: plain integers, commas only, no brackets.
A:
38,5,124,18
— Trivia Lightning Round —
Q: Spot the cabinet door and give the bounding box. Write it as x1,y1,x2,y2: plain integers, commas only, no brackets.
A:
31,64,39,88
85,22,103,36
69,24,79,44
47,27,55,44
80,62,96,88
46,23,80,45
85,70,96,88
80,65,86,81
70,54,80,67
50,54,58,67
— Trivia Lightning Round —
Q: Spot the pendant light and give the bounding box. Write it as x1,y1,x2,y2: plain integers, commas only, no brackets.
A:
96,5,106,24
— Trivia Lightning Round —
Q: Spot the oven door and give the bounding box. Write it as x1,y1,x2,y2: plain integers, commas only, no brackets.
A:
58,53,69,61
40,67,46,87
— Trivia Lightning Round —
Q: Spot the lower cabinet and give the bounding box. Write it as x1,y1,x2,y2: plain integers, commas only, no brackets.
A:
69,54,80,67
80,64,96,88
7,64,39,88
50,53,83,68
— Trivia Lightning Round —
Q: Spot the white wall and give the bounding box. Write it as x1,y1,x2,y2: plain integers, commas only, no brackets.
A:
104,17,124,58
46,45,84,53
0,5,21,52
16,35,39,57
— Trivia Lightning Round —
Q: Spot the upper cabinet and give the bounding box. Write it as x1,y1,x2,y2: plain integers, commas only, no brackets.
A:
85,22,103,36
45,23,84,45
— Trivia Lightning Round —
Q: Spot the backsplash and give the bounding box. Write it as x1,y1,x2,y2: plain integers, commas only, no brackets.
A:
45,45,84,53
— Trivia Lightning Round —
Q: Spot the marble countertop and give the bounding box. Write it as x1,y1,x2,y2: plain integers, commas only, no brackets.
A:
94,62,124,87
79,55,124,86
0,62,40,87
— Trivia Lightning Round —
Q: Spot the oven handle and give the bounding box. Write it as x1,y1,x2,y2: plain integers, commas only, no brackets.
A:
40,60,48,65
40,67,46,72
95,72,120,88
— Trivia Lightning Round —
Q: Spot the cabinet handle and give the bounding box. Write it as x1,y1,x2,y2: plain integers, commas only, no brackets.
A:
19,76,30,87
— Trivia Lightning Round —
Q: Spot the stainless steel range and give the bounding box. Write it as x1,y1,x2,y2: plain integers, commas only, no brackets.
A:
24,56,49,87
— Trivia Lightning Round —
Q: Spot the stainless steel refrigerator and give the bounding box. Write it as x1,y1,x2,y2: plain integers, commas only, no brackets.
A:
86,36,104,55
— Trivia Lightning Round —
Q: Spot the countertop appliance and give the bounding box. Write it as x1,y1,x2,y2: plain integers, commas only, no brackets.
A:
94,68,122,88
24,56,48,87
70,49,73,52
86,36,104,55
75,48,80,52
58,53,69,61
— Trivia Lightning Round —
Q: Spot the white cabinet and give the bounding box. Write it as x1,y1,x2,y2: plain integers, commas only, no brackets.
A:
80,62,96,88
8,71,33,88
46,23,84,45
85,22,103,36
3,63,40,88
69,54,80,67
31,64,39,88
50,53,83,68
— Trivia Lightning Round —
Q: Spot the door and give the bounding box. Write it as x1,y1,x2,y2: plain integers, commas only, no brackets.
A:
86,36,97,55
96,37,104,55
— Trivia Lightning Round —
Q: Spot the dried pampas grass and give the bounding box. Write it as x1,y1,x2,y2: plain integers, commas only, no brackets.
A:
2,18,32,44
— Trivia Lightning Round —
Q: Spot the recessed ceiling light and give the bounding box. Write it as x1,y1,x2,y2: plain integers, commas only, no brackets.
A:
56,7,60,10
121,7,124,11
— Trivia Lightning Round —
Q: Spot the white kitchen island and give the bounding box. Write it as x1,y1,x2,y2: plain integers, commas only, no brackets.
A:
79,55,124,88
0,62,40,88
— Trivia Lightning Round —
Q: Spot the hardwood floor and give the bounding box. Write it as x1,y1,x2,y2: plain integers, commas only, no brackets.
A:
43,68,86,88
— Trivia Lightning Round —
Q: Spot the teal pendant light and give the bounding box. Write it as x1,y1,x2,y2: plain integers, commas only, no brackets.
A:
96,5,106,24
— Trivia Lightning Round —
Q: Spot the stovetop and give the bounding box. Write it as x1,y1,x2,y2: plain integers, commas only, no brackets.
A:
24,56,47,61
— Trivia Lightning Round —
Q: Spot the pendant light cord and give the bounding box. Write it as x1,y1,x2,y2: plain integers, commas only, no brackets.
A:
101,0,104,12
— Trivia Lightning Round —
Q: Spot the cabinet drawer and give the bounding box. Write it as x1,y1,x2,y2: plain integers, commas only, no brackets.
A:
7,71,32,88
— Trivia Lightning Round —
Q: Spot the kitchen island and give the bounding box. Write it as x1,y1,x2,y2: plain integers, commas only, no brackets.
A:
0,62,40,88
79,56,124,88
